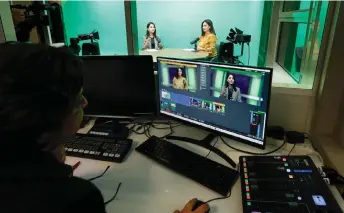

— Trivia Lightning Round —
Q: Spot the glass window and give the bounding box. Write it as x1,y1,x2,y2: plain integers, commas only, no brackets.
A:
282,1,311,12
136,1,265,66
271,0,329,88
276,22,307,83
62,1,127,56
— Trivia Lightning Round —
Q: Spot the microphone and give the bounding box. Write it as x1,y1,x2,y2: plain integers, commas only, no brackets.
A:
190,37,200,45
151,37,156,49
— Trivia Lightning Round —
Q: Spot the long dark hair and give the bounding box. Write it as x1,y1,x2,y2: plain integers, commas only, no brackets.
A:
145,22,157,38
201,19,216,36
176,67,185,79
225,73,237,92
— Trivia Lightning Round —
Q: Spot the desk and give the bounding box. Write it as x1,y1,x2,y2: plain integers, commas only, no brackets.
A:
67,122,344,213
139,48,208,62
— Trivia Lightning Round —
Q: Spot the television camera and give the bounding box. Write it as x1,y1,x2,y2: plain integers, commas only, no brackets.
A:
69,30,100,56
11,2,64,44
218,27,251,65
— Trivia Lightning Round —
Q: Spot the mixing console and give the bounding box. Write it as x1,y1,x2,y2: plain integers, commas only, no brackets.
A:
239,156,343,213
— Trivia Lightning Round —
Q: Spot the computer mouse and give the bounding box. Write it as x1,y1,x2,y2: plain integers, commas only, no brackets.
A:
191,199,210,213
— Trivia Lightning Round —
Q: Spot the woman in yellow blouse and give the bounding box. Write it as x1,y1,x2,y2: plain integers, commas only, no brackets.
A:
197,19,218,58
173,68,188,90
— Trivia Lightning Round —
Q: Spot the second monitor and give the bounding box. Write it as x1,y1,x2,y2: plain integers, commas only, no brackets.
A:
82,55,157,117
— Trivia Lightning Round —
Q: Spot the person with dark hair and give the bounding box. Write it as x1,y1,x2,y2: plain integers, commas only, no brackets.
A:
0,43,208,213
142,22,163,50
220,73,242,102
197,19,218,58
0,43,107,212
173,67,188,90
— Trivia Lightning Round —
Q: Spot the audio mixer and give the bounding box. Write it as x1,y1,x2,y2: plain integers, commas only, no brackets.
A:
239,156,343,213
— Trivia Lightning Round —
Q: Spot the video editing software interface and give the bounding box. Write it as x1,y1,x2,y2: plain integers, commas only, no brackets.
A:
157,58,272,146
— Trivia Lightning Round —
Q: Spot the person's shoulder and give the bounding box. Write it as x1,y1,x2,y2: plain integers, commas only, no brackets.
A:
236,87,241,92
210,33,218,40
68,176,102,195
65,177,106,211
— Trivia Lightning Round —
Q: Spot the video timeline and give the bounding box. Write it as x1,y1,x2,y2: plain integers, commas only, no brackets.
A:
161,90,226,115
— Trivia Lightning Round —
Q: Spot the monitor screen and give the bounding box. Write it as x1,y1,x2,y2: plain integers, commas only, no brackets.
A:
157,57,273,148
82,55,156,117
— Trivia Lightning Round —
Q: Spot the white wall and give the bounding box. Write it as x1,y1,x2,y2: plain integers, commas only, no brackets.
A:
0,1,16,41
268,90,313,132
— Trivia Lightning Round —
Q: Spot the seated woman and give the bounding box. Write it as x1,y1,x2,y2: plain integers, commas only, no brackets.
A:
173,67,188,90
197,19,218,58
0,43,207,213
142,22,163,50
220,73,242,102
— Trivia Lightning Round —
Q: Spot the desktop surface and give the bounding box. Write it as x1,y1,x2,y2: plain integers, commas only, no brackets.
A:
70,124,244,213
81,55,156,116
68,122,344,213
157,57,273,149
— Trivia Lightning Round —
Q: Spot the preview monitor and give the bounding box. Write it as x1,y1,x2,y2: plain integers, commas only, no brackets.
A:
82,55,157,117
157,57,273,148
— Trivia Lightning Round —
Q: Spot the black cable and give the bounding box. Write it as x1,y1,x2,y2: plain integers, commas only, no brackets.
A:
247,43,250,65
104,182,122,205
205,137,218,158
142,121,176,139
220,136,287,155
205,189,231,203
88,166,110,181
288,144,296,156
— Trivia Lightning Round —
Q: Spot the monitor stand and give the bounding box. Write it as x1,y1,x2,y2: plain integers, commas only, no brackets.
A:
88,117,131,139
166,134,237,168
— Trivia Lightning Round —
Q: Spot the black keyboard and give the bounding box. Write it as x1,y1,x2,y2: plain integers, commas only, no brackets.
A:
136,136,238,196
63,134,133,163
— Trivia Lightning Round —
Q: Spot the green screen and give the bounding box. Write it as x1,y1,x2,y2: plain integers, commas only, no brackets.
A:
62,1,128,55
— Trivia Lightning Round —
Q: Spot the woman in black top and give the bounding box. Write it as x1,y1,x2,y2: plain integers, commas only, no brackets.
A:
0,43,208,213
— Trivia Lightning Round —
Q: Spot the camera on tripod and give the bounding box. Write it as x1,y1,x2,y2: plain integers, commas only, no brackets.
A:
11,2,63,43
227,28,251,44
218,27,251,65
69,31,100,56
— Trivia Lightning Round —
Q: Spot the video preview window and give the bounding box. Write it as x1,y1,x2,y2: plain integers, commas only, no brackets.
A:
210,67,265,107
160,63,197,93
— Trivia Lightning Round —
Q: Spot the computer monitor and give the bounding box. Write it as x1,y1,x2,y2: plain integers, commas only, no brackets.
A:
157,57,273,149
82,55,157,117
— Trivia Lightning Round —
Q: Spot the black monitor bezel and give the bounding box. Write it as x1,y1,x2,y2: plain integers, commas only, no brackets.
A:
80,55,158,117
156,57,273,150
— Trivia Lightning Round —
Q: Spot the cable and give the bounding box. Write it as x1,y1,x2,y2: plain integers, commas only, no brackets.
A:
247,43,250,65
220,136,287,155
104,182,122,205
142,121,177,139
205,189,231,203
88,166,110,181
288,144,296,156
205,137,219,158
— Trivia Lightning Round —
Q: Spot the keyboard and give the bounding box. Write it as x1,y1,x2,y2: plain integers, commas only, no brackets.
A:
136,136,238,196
63,134,133,163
